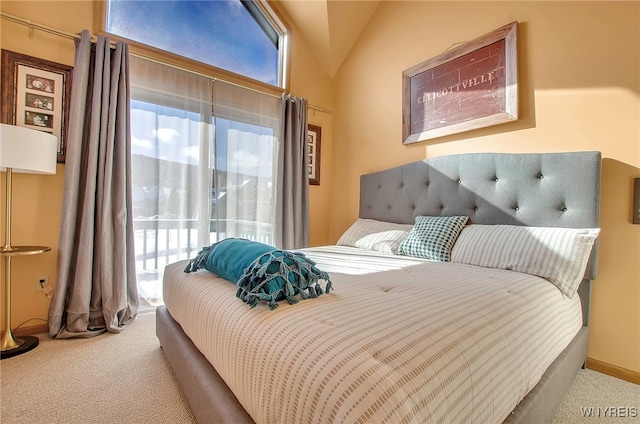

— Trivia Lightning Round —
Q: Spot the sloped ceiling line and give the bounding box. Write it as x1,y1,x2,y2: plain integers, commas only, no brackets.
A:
277,0,380,77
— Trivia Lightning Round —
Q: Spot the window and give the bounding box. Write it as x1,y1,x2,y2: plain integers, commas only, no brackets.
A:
105,0,290,306
130,56,281,306
105,0,288,87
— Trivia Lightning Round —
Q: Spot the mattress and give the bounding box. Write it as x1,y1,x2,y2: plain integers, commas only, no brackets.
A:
163,246,582,424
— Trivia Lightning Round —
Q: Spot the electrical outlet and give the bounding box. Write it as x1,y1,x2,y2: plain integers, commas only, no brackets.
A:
36,276,48,292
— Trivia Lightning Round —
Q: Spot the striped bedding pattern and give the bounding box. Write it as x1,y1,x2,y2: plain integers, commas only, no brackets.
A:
163,246,582,424
450,225,600,298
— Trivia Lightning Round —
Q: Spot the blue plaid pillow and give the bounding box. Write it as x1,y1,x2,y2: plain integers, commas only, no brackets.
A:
397,215,468,261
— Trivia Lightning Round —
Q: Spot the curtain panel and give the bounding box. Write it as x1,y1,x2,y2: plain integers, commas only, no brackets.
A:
129,55,213,250
276,94,309,250
124,56,309,306
49,31,138,338
128,56,214,304
212,81,281,245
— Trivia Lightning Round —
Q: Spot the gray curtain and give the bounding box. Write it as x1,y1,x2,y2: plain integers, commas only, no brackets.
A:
48,31,138,338
276,94,309,249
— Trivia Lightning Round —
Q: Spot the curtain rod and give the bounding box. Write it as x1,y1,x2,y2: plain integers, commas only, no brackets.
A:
1,11,82,42
1,11,333,115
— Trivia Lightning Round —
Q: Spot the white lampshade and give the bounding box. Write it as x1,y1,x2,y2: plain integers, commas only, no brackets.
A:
0,123,58,174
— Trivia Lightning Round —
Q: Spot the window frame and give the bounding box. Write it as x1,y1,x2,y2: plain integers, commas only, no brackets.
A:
252,0,290,89
100,0,290,90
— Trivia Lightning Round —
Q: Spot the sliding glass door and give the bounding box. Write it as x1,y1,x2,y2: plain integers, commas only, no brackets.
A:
129,56,280,306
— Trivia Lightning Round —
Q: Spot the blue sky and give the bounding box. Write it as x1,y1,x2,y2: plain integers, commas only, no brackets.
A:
130,99,276,179
107,0,278,85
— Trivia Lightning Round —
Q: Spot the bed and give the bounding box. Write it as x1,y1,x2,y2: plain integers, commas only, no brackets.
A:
156,151,601,424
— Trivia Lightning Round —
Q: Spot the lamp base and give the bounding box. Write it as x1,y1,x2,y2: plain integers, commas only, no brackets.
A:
0,335,39,359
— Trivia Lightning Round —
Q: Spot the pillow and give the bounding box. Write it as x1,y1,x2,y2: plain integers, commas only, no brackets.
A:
184,238,332,309
396,215,469,261
337,218,414,254
450,225,600,298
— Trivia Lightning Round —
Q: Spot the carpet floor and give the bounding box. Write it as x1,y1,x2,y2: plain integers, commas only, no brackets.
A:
1,309,638,423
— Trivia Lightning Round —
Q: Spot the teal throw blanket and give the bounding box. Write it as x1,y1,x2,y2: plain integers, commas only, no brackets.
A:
184,238,332,309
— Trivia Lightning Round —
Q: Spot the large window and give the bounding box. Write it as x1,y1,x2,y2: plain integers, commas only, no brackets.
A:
106,0,288,87
130,56,281,306
105,0,289,305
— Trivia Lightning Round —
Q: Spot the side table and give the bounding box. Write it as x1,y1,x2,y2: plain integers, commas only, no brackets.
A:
1,245,51,359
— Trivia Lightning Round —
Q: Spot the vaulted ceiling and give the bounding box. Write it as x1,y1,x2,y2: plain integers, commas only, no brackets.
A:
275,0,381,77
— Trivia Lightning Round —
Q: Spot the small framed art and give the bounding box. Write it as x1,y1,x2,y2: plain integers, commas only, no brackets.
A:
633,178,640,224
307,124,321,186
1,49,72,163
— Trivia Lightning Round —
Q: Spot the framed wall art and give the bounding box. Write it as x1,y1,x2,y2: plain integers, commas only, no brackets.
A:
1,49,72,163
402,21,518,145
307,124,321,186
633,178,640,225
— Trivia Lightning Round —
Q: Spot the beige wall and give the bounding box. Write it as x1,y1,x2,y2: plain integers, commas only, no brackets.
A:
2,0,638,378
280,1,336,247
330,1,639,374
0,1,335,331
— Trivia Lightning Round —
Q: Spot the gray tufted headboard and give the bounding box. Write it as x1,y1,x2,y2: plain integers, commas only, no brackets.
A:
359,151,601,322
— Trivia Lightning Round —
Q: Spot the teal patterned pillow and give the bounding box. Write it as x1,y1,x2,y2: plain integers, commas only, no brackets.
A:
397,215,469,261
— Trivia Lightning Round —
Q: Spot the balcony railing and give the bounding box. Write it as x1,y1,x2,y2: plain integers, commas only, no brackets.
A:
133,217,273,306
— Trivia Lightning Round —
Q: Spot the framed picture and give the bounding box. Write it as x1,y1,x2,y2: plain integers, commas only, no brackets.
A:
1,50,73,163
307,124,321,186
633,178,640,225
402,21,518,145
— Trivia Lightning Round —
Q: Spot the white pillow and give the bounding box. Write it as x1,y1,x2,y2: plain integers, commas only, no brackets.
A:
450,225,600,298
337,218,414,254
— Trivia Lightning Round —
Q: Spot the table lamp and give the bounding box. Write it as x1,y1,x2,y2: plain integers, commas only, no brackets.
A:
0,123,57,359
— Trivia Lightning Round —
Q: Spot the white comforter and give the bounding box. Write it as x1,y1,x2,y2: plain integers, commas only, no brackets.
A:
163,246,582,424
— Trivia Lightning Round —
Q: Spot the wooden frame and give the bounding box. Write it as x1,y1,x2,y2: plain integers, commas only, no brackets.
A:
307,124,321,185
402,21,518,145
633,178,640,225
1,50,72,163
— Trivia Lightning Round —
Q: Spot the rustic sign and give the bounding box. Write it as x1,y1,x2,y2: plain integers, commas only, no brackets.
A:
402,22,518,144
